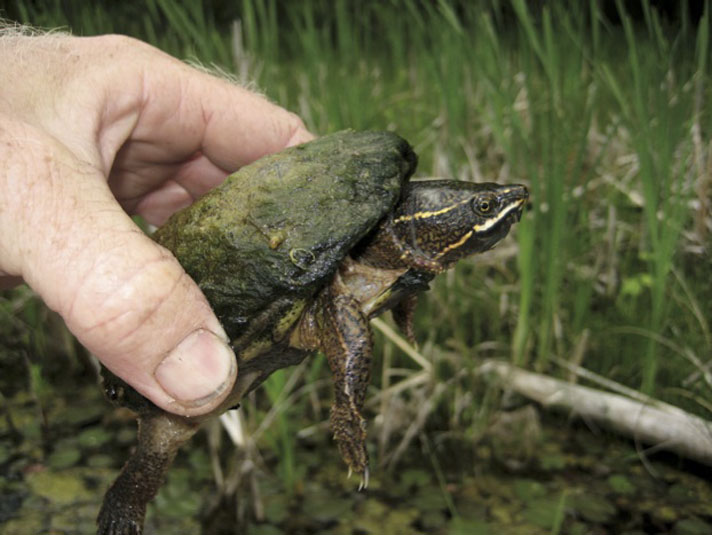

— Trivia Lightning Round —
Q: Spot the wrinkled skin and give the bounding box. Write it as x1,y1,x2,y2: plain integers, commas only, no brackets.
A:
0,32,314,419
97,131,528,535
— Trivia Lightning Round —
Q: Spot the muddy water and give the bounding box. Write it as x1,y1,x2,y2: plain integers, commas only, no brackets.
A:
1,365,711,535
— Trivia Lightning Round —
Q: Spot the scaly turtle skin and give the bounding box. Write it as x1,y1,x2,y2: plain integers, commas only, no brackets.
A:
96,130,528,535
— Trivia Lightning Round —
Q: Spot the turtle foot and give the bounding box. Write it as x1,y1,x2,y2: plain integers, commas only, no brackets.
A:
96,499,145,535
331,404,369,484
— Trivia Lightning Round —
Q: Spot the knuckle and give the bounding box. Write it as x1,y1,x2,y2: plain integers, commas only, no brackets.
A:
283,112,313,147
82,34,148,57
71,247,183,345
66,237,214,368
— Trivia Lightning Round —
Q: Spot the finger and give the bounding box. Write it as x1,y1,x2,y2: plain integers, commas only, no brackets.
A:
128,50,315,171
112,152,228,220
197,81,315,168
0,120,237,417
132,180,195,226
13,35,312,207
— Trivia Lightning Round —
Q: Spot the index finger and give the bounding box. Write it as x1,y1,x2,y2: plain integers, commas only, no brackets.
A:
130,51,315,170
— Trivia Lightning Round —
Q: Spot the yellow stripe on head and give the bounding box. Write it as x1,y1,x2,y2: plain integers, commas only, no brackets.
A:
434,229,474,260
471,198,525,233
393,197,471,224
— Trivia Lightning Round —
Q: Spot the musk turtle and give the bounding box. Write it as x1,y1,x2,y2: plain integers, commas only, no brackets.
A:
97,130,528,534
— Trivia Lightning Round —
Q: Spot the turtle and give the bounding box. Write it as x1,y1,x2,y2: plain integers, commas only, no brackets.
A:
96,130,528,535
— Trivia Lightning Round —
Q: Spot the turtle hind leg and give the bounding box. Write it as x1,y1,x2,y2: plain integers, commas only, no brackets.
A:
97,412,199,535
320,291,373,483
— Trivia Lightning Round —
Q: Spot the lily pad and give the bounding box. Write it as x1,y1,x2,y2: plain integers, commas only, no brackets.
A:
449,516,490,535
400,467,432,489
569,493,616,523
0,515,44,535
0,442,10,464
420,509,447,531
78,427,112,448
87,454,114,468
651,504,679,523
385,508,420,531
154,468,202,518
608,474,636,495
263,495,290,525
54,402,105,426
522,497,562,529
489,503,513,524
26,469,92,505
116,427,136,445
539,452,566,470
47,446,81,469
302,493,352,522
0,485,25,523
250,524,283,535
513,479,547,501
674,516,712,535
187,447,212,477
52,502,99,535
668,482,697,503
412,486,449,512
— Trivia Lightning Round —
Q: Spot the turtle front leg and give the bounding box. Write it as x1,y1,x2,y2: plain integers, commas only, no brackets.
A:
97,412,199,535
392,294,419,346
320,292,373,487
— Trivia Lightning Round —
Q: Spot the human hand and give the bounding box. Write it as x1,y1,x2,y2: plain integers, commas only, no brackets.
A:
0,31,314,416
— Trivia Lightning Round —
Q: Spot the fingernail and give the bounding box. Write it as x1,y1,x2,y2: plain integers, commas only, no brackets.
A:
155,329,236,409
286,127,316,147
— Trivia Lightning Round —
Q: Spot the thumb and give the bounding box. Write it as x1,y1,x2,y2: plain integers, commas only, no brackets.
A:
2,125,236,417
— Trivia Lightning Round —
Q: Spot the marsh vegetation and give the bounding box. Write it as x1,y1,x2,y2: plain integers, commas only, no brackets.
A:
1,1,711,533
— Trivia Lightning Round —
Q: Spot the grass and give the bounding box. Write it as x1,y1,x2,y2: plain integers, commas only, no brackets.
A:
1,0,711,512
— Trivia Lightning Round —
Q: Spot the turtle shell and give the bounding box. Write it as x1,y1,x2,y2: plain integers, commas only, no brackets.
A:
153,130,417,341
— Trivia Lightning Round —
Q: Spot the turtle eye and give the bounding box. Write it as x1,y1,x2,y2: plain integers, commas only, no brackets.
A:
473,196,497,215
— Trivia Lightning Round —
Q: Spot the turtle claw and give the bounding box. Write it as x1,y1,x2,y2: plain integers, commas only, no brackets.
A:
358,467,370,491
346,464,369,491
346,461,369,490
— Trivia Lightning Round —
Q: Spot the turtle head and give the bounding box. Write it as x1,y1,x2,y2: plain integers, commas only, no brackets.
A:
387,180,529,272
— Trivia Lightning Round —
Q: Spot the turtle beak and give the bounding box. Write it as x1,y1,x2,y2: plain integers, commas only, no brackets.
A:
498,184,529,222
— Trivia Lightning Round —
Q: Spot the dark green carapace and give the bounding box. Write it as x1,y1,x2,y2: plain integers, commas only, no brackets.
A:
97,131,528,535
154,131,415,341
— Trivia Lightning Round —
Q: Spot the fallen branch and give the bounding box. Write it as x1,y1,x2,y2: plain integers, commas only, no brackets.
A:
479,360,712,466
